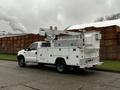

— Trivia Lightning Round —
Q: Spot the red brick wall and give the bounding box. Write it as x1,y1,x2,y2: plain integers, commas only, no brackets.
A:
0,34,45,54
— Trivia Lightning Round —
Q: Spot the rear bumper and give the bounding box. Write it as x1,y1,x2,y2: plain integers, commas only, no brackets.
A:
79,57,103,68
80,62,103,68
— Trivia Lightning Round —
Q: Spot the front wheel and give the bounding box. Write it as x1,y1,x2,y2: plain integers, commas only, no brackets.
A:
18,57,26,67
56,61,67,73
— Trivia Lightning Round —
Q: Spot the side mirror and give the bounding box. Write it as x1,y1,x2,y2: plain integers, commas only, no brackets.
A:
24,48,31,51
24,48,27,51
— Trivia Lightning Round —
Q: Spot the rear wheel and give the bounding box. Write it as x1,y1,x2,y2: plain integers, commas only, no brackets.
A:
18,56,26,67
56,60,67,73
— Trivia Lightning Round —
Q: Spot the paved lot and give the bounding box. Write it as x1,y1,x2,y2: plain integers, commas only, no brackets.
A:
0,60,120,90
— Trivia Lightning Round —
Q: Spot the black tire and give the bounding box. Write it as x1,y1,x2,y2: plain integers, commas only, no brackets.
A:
89,65,95,70
56,60,66,73
18,56,26,67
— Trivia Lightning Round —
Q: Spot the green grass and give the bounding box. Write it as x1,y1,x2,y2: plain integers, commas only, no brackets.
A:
96,60,120,72
0,54,17,61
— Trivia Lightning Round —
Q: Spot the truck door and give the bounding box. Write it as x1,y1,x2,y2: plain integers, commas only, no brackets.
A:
25,43,38,62
37,42,51,63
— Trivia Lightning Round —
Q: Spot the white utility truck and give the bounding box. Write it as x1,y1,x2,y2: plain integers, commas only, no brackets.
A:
17,28,103,72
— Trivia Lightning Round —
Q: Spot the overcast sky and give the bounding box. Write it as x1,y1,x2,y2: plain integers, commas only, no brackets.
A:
0,0,120,33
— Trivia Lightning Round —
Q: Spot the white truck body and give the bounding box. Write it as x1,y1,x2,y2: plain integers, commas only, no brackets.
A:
17,29,103,72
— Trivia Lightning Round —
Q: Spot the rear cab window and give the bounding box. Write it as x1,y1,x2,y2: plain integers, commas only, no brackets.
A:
41,42,51,47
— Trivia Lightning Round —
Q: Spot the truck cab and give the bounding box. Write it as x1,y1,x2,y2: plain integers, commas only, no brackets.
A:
17,42,40,66
17,41,51,67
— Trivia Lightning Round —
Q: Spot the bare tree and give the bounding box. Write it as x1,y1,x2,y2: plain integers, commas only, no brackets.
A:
95,13,120,22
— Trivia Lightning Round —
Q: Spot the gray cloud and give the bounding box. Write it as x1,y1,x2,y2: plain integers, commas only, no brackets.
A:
0,0,120,33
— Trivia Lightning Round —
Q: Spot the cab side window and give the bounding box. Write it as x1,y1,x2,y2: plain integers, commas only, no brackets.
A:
28,43,38,50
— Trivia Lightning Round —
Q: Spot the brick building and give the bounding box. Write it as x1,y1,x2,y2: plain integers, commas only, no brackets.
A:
0,34,45,54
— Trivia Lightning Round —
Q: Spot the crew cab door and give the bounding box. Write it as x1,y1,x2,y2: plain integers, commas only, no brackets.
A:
24,42,38,62
37,42,51,63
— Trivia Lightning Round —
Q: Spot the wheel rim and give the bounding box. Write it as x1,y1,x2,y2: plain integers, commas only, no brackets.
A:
57,62,65,72
19,58,24,66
